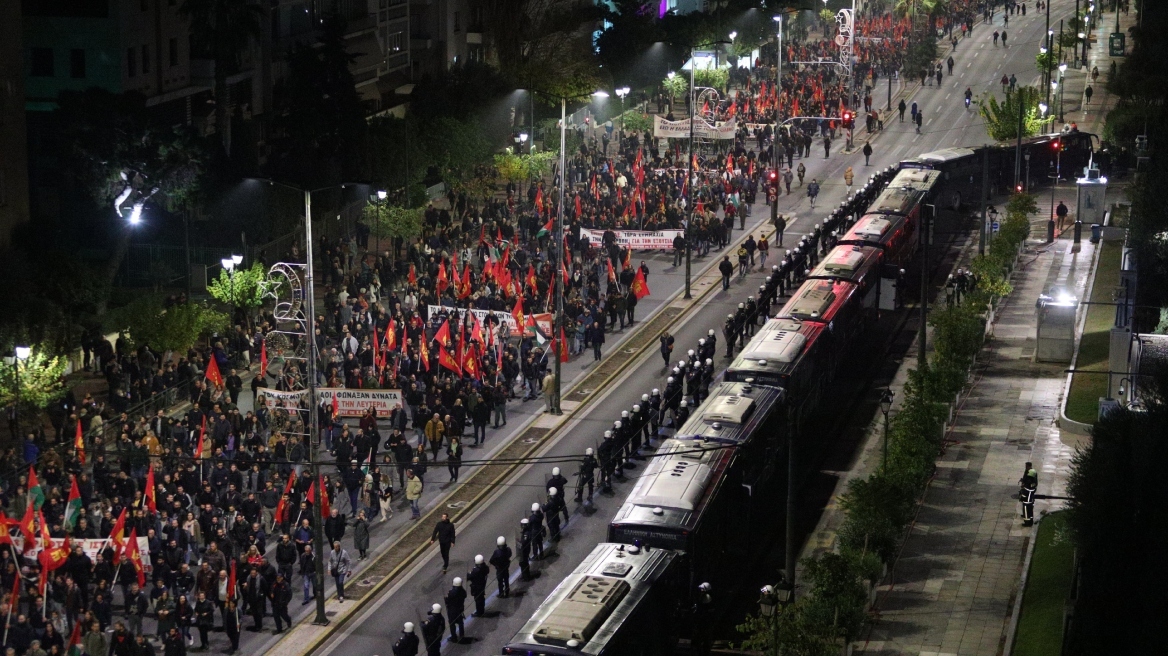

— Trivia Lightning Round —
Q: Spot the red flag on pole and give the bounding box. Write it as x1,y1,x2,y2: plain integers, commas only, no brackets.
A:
195,416,207,459
436,261,449,294
123,528,146,587
260,338,268,377
559,327,570,362
631,268,651,299
408,263,417,285
74,420,85,466
144,466,157,513
227,560,237,602
109,508,127,564
204,356,223,388
438,344,463,376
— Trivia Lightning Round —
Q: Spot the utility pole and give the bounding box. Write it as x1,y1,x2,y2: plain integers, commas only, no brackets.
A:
551,97,566,415
684,48,696,300
1014,92,1025,189
920,204,931,366
302,189,329,627
979,146,990,256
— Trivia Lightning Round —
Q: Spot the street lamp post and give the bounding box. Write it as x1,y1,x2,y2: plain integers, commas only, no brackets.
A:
683,40,731,300
549,89,608,414
880,389,895,470
615,87,631,139
10,346,31,439
375,189,387,254
1058,63,1067,123
220,255,244,326
773,15,783,133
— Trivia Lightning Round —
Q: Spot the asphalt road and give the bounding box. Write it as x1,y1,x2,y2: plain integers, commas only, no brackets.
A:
245,5,1078,655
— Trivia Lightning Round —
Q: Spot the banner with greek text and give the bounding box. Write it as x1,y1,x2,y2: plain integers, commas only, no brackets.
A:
426,306,553,339
318,388,404,417
578,228,685,250
256,388,308,413
653,115,737,140
26,537,152,568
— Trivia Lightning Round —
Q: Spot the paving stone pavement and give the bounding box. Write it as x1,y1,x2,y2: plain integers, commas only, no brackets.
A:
853,235,1097,656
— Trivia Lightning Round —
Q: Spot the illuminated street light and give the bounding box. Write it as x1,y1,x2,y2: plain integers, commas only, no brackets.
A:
729,31,737,41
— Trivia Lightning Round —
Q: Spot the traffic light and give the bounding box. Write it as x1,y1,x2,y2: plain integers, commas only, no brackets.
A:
842,111,854,129
1015,184,1024,193
767,169,779,188
1052,139,1061,151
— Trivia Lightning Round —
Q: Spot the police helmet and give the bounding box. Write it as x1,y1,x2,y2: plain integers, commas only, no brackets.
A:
614,420,622,429
432,604,442,614
475,554,484,565
727,314,734,320
552,467,560,476
603,431,612,438
667,377,674,384
680,400,688,407
652,388,660,395
621,410,629,418
678,360,686,369
497,536,506,546
633,404,641,412
687,349,695,357
549,487,558,496
708,329,715,337
453,577,463,586
642,394,650,402
586,448,594,456
705,359,712,366
698,339,705,347
520,518,529,525
747,296,753,302
738,303,745,309
404,622,415,633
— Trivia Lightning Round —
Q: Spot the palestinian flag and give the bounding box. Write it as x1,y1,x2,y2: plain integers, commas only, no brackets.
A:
65,620,82,656
27,465,44,510
536,217,554,238
74,420,85,465
62,476,83,532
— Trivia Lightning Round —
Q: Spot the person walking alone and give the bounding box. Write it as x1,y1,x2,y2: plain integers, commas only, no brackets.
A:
430,513,456,573
329,541,352,602
862,141,873,166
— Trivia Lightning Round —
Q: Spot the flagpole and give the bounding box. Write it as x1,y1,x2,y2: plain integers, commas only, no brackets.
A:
550,96,565,416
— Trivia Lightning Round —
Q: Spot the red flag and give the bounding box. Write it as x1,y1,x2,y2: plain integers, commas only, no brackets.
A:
632,268,651,299
260,338,268,377
144,466,157,513
574,195,581,217
463,343,481,380
74,420,85,466
623,247,632,270
274,471,296,525
459,263,473,299
438,344,463,376
0,512,12,548
37,536,70,595
318,475,330,518
526,264,538,291
434,318,452,347
110,508,127,564
534,187,544,212
227,560,237,601
606,259,616,283
124,528,146,587
18,504,35,553
372,325,380,369
559,327,570,363
385,318,397,352
436,261,449,294
419,338,430,371
65,623,82,656
331,395,339,419
478,225,486,245
512,295,525,334
204,356,223,388
408,263,417,285
195,415,207,459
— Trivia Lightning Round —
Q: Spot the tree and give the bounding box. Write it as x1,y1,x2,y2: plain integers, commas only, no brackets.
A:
206,262,270,314
364,204,423,262
662,74,688,104
0,350,67,421
482,0,606,98
521,151,559,183
494,152,529,190
1035,49,1057,77
420,117,494,193
179,0,262,155
268,15,368,188
55,89,209,315
106,297,229,361
977,86,1051,141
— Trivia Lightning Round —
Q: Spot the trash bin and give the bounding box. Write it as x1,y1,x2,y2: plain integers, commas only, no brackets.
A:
1090,223,1102,243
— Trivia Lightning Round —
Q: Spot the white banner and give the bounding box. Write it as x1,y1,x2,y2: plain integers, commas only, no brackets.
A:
579,228,685,250
318,388,404,417
653,115,737,140
256,389,308,413
24,537,153,569
428,305,518,332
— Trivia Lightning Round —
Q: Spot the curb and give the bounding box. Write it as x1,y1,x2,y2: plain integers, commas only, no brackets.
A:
270,221,780,656
1003,513,1044,656
1056,237,1105,435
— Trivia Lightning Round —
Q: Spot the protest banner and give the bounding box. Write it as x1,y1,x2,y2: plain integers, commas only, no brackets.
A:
255,388,308,413
317,388,404,417
652,115,737,140
578,228,685,250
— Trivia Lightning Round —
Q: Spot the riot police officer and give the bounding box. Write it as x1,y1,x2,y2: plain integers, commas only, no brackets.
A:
421,604,445,656
734,304,749,348
547,468,568,507
393,622,420,656
517,519,535,580
649,389,663,436
468,555,489,616
445,577,467,642
528,503,545,559
577,447,598,502
544,489,563,541
706,328,717,356
675,399,690,427
745,296,759,333
598,432,616,492
630,404,645,457
490,536,511,597
723,314,737,358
